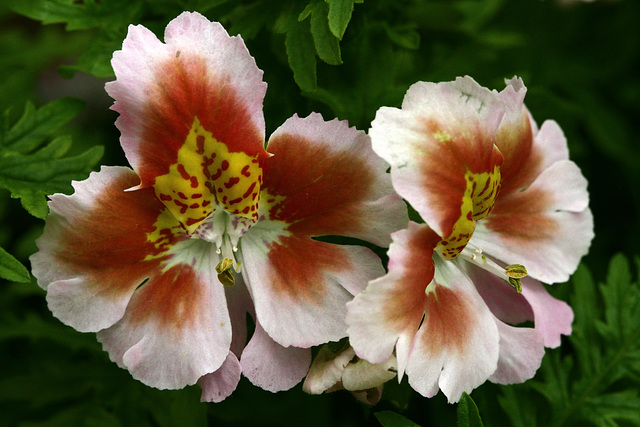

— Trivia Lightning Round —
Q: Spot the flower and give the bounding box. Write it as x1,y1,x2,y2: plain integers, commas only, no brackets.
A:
346,76,593,402
30,12,407,401
303,344,397,405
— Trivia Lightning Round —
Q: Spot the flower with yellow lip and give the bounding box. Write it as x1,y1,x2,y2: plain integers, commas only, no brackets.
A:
30,12,408,402
347,76,593,402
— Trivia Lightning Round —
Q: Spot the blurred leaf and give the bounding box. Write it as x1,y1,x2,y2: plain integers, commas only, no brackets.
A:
457,393,484,427
226,0,278,39
9,0,142,31
58,31,122,78
8,0,138,80
325,0,360,40
375,410,421,427
0,313,101,351
455,0,506,33
0,24,90,112
283,12,317,91
0,246,30,283
304,0,342,65
0,99,103,218
382,23,420,50
2,98,83,153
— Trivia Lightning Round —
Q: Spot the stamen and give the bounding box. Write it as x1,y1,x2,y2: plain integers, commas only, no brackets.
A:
459,244,527,293
505,264,527,293
215,257,237,286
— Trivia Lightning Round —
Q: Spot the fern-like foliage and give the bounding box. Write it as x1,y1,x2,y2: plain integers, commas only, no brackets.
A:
497,254,640,427
0,98,102,282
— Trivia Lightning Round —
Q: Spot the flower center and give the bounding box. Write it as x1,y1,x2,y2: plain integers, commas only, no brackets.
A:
215,234,241,286
435,166,501,260
153,116,262,235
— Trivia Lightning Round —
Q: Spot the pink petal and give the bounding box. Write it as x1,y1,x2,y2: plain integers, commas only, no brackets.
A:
473,160,593,283
198,276,253,401
466,264,572,350
534,120,570,164
521,278,574,348
240,321,311,392
198,352,242,403
404,258,500,403
30,166,175,332
262,113,407,247
369,76,504,240
106,11,268,189
242,231,385,348
467,263,534,326
489,319,545,385
97,264,231,389
346,222,440,365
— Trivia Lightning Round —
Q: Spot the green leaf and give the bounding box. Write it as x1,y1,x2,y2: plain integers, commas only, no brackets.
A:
284,15,317,91
58,32,122,78
0,100,104,219
374,411,421,427
325,0,357,40
457,393,484,427
306,0,342,65
227,0,279,40
2,98,84,153
0,246,30,283
9,0,142,31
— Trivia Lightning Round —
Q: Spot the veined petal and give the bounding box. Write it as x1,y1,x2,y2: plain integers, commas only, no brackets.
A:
495,77,571,195
467,263,534,326
346,222,439,366
370,76,504,251
197,275,252,401
467,264,570,349
30,166,177,333
106,12,269,233
97,261,232,389
472,160,593,283
198,352,242,403
489,319,545,385
240,321,311,392
261,113,407,247
241,227,385,348
521,277,573,348
493,77,538,194
404,257,500,403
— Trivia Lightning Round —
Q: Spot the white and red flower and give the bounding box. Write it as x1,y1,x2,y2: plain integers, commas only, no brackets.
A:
346,76,593,402
30,12,407,402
